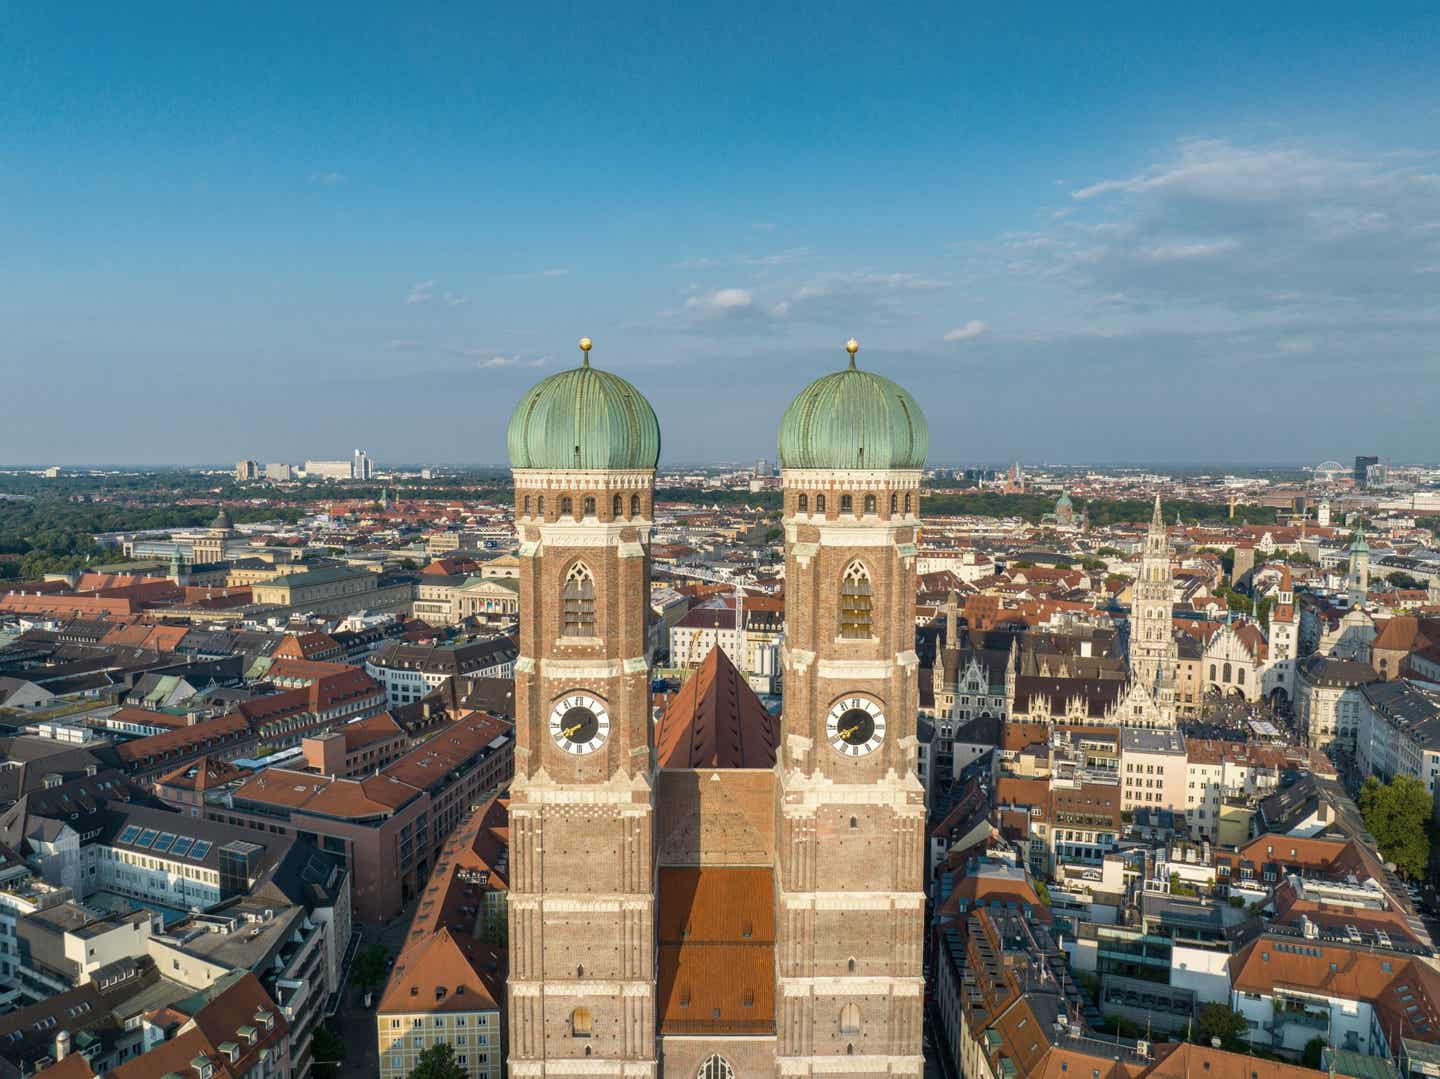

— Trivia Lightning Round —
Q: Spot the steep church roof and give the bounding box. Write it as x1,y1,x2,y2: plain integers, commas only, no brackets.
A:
656,646,778,769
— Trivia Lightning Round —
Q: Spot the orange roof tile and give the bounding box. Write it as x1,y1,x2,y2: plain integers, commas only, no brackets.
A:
656,645,778,769
657,867,775,1035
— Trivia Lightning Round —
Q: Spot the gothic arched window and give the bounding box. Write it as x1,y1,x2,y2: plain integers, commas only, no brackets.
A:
840,494,853,514
631,493,641,517
890,493,898,514
904,492,912,513
840,1002,862,1036
1209,663,1217,681
1237,667,1245,685
570,1007,592,1038
840,561,874,639
523,495,531,515
816,494,826,514
613,494,623,518
560,495,573,516
563,562,596,636
582,495,596,517
798,494,808,513
1223,662,1232,683
697,1056,735,1079
537,495,546,516
864,494,876,515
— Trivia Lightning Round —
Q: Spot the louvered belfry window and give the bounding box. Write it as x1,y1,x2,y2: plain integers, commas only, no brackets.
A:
840,561,873,639
562,562,595,636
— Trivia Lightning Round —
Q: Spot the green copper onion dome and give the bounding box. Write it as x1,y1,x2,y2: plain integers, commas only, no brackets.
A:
507,339,661,471
777,340,928,470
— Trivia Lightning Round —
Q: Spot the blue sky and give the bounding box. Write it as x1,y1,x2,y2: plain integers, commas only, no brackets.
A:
3,2,1438,467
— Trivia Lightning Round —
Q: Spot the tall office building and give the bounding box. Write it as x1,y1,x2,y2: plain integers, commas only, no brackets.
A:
1354,455,1379,489
354,448,373,480
235,459,259,481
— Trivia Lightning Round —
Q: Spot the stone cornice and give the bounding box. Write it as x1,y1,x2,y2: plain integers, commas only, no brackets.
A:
512,468,654,490
781,468,923,488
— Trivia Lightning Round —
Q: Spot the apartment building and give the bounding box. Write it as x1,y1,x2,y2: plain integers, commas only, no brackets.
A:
1355,679,1440,815
211,714,514,922
1296,655,1381,755
364,637,517,708
376,797,508,1079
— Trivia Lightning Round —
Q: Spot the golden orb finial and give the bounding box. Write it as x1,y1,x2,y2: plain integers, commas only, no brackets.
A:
845,337,859,368
578,337,592,366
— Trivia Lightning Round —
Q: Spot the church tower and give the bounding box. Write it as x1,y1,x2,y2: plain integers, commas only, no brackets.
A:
774,340,927,1077
505,339,661,1078
1347,527,1370,606
1128,495,1177,718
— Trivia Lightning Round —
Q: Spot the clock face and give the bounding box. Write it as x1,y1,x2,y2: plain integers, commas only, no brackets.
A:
549,693,610,755
826,696,886,757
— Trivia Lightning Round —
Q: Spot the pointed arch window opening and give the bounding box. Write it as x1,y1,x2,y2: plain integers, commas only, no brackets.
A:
698,1056,735,1079
840,561,874,639
631,493,641,517
563,562,596,636
863,494,876,515
612,494,623,518
840,1001,862,1035
798,494,809,513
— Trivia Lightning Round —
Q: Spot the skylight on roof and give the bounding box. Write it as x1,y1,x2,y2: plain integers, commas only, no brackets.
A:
152,833,176,854
171,837,193,857
135,829,159,848
118,825,142,844
189,840,212,860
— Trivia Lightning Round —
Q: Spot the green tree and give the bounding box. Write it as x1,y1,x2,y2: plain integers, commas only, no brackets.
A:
312,1026,346,1079
352,943,389,992
1388,571,1424,590
1220,548,1236,576
1079,557,1106,572
1096,546,1123,557
1034,880,1052,905
409,1043,467,1079
1359,775,1433,879
1196,1003,1251,1049
1303,1037,1326,1069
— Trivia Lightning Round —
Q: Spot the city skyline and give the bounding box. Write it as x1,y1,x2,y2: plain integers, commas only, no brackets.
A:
5,2,1439,465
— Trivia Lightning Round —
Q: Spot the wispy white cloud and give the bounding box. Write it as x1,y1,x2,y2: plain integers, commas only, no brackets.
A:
405,280,436,305
386,339,424,351
443,291,469,307
675,248,814,270
685,287,755,316
309,171,346,186
944,320,987,342
477,355,546,369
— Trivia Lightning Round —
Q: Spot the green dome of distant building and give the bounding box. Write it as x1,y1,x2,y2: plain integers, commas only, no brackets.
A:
210,507,234,531
1056,491,1073,511
777,341,928,471
507,340,661,471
